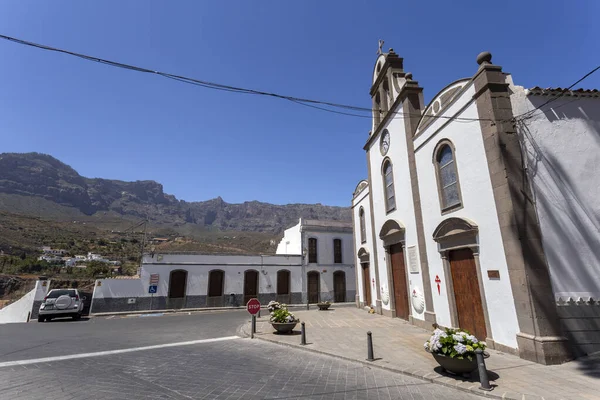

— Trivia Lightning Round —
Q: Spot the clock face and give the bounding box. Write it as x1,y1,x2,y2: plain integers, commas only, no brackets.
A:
380,130,390,155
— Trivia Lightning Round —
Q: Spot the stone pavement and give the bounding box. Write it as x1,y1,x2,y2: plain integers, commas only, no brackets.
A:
0,335,482,399
244,307,600,400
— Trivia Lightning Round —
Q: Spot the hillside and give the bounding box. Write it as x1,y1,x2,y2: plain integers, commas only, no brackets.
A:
0,152,351,233
0,152,351,258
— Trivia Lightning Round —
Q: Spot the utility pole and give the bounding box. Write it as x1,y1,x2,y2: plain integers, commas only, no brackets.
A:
138,216,148,276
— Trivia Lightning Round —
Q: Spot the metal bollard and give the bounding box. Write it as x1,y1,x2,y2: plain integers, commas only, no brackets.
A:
300,322,307,345
475,349,492,391
251,315,256,339
258,307,261,318
366,331,375,361
306,301,310,310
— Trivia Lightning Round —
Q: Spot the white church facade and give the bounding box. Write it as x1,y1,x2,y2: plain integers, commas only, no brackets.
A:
91,218,355,313
352,49,600,365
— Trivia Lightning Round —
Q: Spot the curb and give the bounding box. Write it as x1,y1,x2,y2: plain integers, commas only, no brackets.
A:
241,321,529,400
90,302,358,317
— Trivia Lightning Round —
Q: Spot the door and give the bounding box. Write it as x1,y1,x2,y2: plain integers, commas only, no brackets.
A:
207,270,224,307
168,270,187,309
362,263,371,307
390,244,409,320
449,248,487,340
333,271,346,302
307,271,320,303
244,270,259,305
276,270,291,304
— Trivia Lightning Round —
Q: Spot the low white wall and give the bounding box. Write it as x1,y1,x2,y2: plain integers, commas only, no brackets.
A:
92,278,146,299
0,283,37,324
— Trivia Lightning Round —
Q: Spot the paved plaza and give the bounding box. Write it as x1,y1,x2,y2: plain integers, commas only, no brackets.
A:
246,306,600,400
0,310,482,399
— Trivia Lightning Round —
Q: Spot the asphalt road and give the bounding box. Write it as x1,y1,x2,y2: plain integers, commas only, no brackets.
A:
0,311,482,399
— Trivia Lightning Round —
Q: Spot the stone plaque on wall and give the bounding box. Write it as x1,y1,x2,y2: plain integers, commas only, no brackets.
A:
407,246,419,274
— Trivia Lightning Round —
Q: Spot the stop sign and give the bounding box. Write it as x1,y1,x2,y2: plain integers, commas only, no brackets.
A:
246,298,261,315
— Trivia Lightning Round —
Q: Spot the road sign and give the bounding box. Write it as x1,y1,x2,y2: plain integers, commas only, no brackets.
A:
150,274,159,284
246,298,261,315
148,285,158,294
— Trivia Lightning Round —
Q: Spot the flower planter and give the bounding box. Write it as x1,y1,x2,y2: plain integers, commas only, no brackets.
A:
271,322,298,334
317,303,331,311
430,351,489,375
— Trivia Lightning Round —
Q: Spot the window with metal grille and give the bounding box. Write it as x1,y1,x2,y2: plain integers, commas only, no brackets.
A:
334,239,342,264
308,238,317,263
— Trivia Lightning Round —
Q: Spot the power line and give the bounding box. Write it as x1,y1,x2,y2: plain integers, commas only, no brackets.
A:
515,65,600,121
0,33,490,124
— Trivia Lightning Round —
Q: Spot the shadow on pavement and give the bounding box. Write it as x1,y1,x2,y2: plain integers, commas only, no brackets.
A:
575,353,600,379
45,317,91,323
433,366,500,387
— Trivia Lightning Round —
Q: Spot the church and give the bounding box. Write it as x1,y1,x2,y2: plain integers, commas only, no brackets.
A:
352,47,600,365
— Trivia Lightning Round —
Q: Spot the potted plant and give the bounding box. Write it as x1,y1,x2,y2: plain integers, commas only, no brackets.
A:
317,301,331,310
267,301,299,334
424,327,488,375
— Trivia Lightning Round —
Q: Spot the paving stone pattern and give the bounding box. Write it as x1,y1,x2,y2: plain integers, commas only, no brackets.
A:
0,339,481,400
249,307,600,400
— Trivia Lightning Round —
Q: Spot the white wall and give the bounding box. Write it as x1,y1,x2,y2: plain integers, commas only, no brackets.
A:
302,230,354,267
512,88,600,301
414,83,519,348
353,185,376,306
366,107,425,320
92,278,146,299
276,219,302,255
0,281,48,324
95,254,305,299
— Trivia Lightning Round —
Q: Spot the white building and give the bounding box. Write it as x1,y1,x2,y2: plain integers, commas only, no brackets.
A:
353,49,600,364
277,218,356,304
91,219,356,313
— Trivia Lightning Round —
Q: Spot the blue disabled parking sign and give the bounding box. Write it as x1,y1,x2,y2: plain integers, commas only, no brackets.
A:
148,285,158,294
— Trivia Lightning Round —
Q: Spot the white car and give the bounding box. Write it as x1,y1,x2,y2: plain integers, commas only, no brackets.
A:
38,289,86,322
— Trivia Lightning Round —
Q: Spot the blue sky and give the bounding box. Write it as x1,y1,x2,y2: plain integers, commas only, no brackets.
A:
0,1,598,207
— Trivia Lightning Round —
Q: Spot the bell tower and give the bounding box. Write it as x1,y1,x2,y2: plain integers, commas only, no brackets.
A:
370,48,406,133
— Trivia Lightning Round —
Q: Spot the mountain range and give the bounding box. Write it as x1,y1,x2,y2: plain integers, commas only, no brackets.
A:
0,152,351,234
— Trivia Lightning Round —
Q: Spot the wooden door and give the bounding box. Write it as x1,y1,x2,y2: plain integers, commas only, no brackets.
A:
333,271,346,302
276,270,291,304
390,244,409,320
307,271,319,303
169,270,187,309
362,263,371,306
207,270,224,307
244,270,259,305
449,248,487,340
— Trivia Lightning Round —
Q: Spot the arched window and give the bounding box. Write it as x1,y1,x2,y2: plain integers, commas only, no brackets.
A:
382,159,396,212
308,238,318,263
333,239,342,264
435,142,462,211
359,207,366,243
373,93,382,128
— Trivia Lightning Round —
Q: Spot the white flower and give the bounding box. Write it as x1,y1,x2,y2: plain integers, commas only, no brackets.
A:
454,343,467,354
452,334,464,343
466,335,478,343
424,342,430,351
480,342,487,347
429,338,442,351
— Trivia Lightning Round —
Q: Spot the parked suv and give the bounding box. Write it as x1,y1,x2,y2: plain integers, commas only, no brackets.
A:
38,289,85,322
